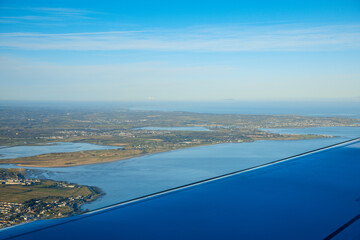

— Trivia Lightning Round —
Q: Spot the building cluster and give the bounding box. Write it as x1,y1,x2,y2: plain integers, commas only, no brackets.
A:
0,170,96,229
0,196,87,229
58,182,76,188
0,179,40,185
0,202,22,215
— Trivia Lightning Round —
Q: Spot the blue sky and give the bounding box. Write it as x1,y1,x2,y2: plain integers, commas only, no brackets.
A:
0,0,359,101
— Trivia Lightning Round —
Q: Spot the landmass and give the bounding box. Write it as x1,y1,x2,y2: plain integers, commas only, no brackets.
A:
0,168,103,229
0,105,359,228
0,105,358,167
0,134,323,167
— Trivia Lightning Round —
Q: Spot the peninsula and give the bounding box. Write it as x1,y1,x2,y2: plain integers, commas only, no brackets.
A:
0,105,358,167
0,168,103,228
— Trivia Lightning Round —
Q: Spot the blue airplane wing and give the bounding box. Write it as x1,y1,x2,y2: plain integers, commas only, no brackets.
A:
1,139,360,240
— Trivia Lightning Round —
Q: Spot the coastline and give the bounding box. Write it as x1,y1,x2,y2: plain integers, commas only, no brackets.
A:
0,134,328,168
0,168,104,229
2,129,354,213
0,143,216,168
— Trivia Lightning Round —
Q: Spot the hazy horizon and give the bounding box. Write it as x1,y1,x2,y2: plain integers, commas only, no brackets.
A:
1,99,359,117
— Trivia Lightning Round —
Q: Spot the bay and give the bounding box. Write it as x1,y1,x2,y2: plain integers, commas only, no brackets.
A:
260,126,360,139
0,142,120,160
1,126,359,211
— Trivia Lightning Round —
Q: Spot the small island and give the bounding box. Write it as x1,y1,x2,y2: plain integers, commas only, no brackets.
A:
0,168,103,229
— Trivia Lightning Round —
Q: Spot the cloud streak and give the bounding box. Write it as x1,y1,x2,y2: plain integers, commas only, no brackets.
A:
30,7,94,15
0,24,359,52
0,7,94,24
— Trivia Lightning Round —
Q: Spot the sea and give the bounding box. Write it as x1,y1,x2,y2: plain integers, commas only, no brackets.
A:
0,142,120,159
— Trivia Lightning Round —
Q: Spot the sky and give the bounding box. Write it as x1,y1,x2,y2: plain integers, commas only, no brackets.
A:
0,0,360,102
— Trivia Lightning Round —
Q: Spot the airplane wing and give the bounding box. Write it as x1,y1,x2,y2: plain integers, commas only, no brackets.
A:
1,139,359,239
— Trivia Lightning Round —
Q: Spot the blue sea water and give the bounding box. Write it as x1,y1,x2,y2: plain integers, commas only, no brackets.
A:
1,126,359,211
0,142,120,159
261,126,360,139
126,101,360,118
2,100,359,118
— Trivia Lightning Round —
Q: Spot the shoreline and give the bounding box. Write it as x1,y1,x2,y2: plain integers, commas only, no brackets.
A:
0,143,216,168
0,134,330,168
0,168,104,229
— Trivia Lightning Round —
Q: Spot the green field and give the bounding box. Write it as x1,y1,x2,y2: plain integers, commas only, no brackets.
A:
0,180,93,203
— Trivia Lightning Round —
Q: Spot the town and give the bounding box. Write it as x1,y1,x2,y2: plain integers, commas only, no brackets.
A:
0,169,103,229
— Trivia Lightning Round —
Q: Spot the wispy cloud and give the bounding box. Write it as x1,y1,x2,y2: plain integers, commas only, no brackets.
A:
31,7,93,15
0,7,94,24
1,24,360,52
0,16,60,21
29,7,95,19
